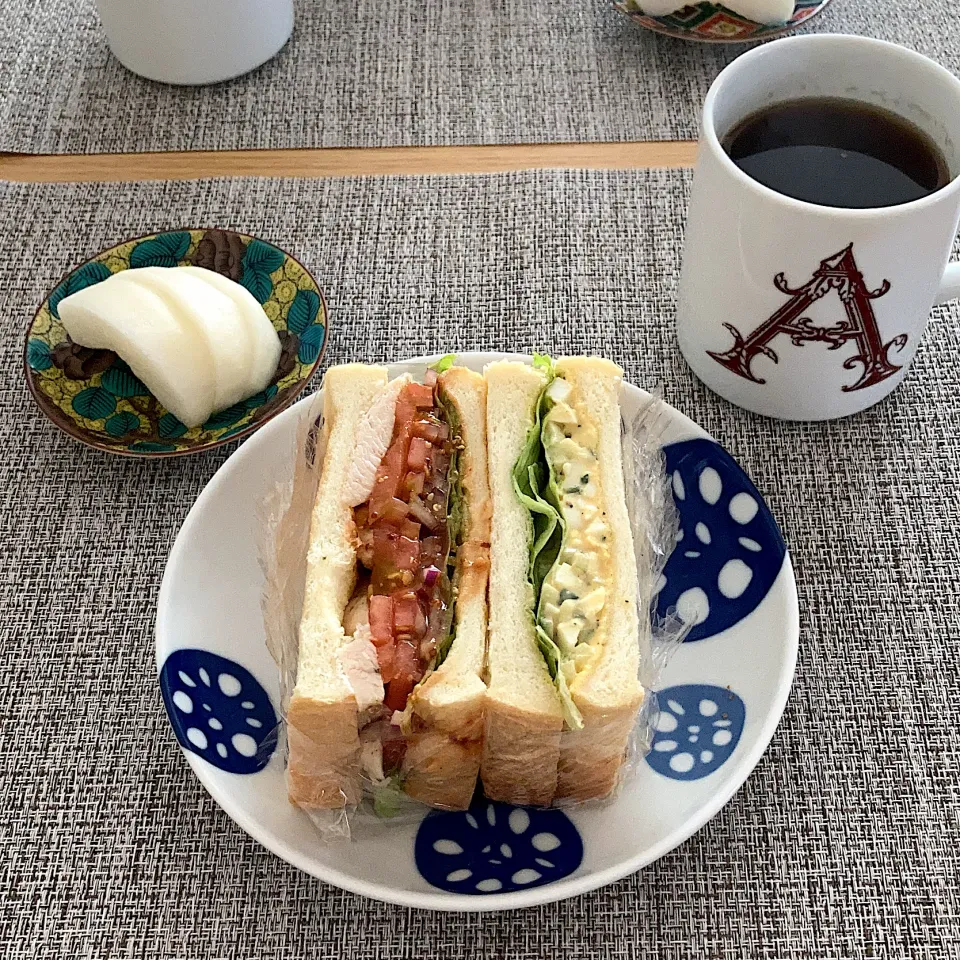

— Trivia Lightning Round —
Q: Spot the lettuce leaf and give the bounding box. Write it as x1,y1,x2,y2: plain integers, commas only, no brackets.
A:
433,389,462,669
532,352,555,378
430,354,456,373
372,773,406,818
512,387,562,599
512,363,583,729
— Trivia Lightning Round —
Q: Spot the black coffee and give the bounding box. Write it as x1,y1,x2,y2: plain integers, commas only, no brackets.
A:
721,97,950,208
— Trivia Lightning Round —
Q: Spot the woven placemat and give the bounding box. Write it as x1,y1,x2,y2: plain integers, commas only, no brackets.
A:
0,169,957,958
3,0,960,153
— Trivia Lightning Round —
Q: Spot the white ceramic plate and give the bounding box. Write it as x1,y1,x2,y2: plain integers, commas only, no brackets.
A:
155,352,799,911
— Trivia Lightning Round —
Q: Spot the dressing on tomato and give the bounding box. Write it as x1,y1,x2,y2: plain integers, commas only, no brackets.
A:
352,371,458,759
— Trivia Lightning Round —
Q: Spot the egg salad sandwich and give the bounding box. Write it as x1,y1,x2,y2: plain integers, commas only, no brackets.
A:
287,359,490,812
481,356,646,805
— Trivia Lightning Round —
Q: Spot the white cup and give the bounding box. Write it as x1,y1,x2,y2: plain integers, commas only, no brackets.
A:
95,0,294,85
677,35,960,421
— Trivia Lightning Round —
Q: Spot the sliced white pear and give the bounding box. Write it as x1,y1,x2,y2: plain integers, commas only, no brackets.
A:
725,0,794,24
178,267,282,397
57,274,215,427
123,267,253,410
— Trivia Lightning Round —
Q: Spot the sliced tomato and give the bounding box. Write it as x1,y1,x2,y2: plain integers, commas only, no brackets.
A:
384,642,419,711
393,595,421,635
386,433,409,472
368,595,394,645
407,383,435,409
370,451,405,508
378,641,397,681
395,536,421,573
370,527,397,567
412,419,448,444
384,678,412,712
394,395,419,423
407,436,431,471
395,638,420,677
391,407,418,449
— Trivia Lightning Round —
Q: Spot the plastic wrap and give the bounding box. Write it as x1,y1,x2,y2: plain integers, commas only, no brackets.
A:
257,389,353,840
530,387,687,809
259,362,686,841
618,389,690,768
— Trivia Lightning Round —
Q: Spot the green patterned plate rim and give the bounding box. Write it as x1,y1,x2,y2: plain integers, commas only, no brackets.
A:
24,228,329,458
612,0,833,43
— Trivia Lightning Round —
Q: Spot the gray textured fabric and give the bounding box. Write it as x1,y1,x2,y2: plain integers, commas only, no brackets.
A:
2,0,960,152
0,169,958,957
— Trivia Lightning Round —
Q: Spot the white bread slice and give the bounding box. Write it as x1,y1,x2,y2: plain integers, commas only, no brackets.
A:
553,357,645,801
287,364,389,809
481,361,564,806
403,367,490,809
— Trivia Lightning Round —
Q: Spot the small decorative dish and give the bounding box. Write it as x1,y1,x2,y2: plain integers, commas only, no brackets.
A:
24,228,328,457
155,352,799,911
613,0,833,43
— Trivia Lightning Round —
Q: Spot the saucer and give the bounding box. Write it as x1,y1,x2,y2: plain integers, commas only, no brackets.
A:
25,228,328,457
614,0,833,43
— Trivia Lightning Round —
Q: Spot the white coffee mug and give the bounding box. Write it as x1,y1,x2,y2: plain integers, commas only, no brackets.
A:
677,35,960,421
95,0,294,85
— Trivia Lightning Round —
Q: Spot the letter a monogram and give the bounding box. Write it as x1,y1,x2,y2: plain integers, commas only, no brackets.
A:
707,244,909,392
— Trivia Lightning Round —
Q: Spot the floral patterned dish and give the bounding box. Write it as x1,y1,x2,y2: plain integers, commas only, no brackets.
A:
25,228,328,457
613,0,833,43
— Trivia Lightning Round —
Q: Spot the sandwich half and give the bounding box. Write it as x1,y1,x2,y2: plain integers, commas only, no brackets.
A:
287,360,490,812
481,356,646,805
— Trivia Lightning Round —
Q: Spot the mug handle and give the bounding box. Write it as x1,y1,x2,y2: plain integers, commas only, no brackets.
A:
936,261,960,304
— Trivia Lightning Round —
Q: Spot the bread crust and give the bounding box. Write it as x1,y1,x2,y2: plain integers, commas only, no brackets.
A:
287,696,363,807
481,699,562,806
401,730,484,809
438,366,492,546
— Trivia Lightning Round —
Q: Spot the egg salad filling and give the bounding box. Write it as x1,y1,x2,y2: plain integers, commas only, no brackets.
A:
537,377,612,688
511,356,614,730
